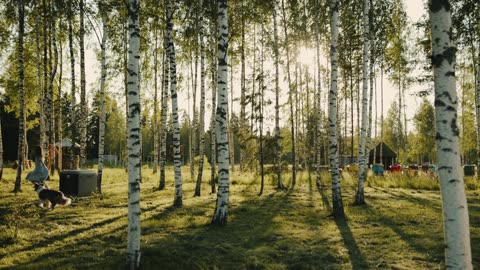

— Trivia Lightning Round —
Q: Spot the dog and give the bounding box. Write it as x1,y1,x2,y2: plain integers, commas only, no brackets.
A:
34,182,71,210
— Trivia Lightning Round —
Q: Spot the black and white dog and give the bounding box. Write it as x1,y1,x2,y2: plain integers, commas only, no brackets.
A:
34,182,71,210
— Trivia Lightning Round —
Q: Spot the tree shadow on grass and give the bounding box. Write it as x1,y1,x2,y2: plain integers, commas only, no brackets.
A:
334,217,370,270
141,191,343,269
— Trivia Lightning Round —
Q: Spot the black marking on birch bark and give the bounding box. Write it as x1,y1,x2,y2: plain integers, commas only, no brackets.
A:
435,132,450,141
130,200,140,205
451,119,460,136
445,71,455,77
330,0,339,12
432,47,455,67
449,179,461,183
429,0,451,13
441,148,453,152
129,104,140,115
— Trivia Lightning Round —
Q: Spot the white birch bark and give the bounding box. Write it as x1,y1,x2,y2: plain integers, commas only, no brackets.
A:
14,0,25,193
153,19,159,174
355,0,369,205
0,117,2,180
195,0,206,197
210,24,217,195
281,0,296,187
429,0,472,268
35,4,45,149
79,0,87,168
159,36,168,190
166,0,182,206
476,46,480,179
49,0,59,175
126,0,141,268
315,0,322,188
328,0,344,218
97,7,108,193
42,0,48,158
212,0,230,225
68,0,77,170
272,0,284,189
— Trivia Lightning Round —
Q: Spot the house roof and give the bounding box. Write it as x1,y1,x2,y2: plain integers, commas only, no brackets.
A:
369,142,397,158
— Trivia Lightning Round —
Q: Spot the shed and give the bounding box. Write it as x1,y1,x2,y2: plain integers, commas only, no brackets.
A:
369,142,397,169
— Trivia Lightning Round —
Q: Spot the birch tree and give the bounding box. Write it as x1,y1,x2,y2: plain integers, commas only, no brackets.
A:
97,4,108,193
272,0,284,189
159,37,168,190
126,0,141,268
13,0,25,193
68,0,77,169
166,0,183,207
48,0,59,175
355,0,369,205
79,0,87,168
328,0,344,218
212,0,230,225
0,118,3,180
194,0,206,197
281,0,296,187
429,0,472,268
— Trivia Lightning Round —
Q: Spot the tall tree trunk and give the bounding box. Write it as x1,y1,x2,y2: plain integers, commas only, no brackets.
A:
68,0,77,170
229,63,234,173
239,0,246,172
153,18,159,174
56,22,63,174
355,0,369,205
35,3,45,149
380,64,383,165
79,0,87,168
43,0,49,166
210,17,217,195
159,32,168,190
328,0,344,218
258,19,265,196
272,0,283,189
429,1,472,268
0,117,3,180
166,0,183,207
281,0,296,188
190,47,198,181
477,45,480,179
212,0,230,226
49,0,58,175
97,8,108,194
195,0,206,197
126,0,141,268
315,0,322,188
14,0,25,193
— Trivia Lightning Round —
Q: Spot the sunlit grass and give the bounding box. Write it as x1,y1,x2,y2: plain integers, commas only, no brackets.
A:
0,165,478,269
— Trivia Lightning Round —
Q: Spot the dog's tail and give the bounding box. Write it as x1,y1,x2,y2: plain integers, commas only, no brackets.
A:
61,197,72,206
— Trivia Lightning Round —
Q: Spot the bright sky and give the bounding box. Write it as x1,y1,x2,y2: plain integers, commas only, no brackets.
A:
79,0,429,135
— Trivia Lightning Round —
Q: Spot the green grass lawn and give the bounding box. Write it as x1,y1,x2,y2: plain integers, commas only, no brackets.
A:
0,166,479,269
